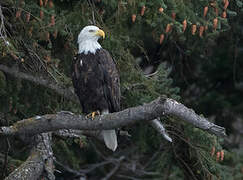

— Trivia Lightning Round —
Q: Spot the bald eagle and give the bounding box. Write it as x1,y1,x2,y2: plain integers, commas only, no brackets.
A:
72,25,120,151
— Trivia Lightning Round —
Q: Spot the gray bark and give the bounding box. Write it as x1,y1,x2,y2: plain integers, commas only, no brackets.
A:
0,97,226,138
5,133,54,180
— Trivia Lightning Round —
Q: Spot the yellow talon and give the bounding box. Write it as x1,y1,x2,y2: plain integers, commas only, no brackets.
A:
91,112,96,119
86,111,100,120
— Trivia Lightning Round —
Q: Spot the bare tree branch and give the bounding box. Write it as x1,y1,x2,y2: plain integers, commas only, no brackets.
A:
0,65,78,103
118,158,160,178
55,156,124,179
5,133,54,180
0,65,226,138
150,119,172,142
53,129,103,141
0,97,226,137
101,156,125,180
54,159,86,179
54,129,85,139
79,160,112,174
0,5,9,46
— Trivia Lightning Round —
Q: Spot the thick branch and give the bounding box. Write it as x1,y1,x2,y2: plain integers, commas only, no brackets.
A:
0,97,226,137
0,65,78,103
5,133,54,180
54,129,103,141
0,65,226,137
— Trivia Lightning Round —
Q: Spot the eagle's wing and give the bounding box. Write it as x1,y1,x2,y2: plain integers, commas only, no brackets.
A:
98,49,120,112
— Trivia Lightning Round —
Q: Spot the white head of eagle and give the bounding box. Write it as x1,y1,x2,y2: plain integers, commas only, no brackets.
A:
78,25,105,55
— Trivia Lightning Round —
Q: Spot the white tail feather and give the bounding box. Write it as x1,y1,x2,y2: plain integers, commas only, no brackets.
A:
102,129,117,151
101,109,118,151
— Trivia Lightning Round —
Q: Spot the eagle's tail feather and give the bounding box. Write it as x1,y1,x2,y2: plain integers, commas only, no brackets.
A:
102,129,117,151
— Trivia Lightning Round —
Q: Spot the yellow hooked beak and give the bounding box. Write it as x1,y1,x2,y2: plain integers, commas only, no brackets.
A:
95,29,105,39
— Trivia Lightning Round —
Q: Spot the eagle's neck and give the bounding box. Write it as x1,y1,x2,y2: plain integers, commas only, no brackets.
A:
78,40,101,55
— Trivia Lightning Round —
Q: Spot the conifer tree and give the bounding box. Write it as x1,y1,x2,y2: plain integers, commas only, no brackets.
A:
0,0,243,179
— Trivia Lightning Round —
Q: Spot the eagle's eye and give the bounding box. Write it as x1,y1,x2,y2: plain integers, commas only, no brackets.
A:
89,29,95,33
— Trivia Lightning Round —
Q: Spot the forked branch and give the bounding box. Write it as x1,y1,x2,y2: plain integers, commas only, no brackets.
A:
0,97,226,138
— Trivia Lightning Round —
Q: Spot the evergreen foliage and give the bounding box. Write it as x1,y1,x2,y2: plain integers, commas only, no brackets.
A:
0,0,243,179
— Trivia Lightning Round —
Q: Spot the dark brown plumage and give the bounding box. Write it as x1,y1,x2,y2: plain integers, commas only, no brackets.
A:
72,48,120,114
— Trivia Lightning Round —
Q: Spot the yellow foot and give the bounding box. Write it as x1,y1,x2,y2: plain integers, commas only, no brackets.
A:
86,111,100,120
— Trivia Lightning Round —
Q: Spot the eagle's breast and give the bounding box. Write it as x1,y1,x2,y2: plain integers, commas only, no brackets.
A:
71,48,120,114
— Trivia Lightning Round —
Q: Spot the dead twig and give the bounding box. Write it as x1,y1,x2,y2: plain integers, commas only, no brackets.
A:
101,156,125,180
